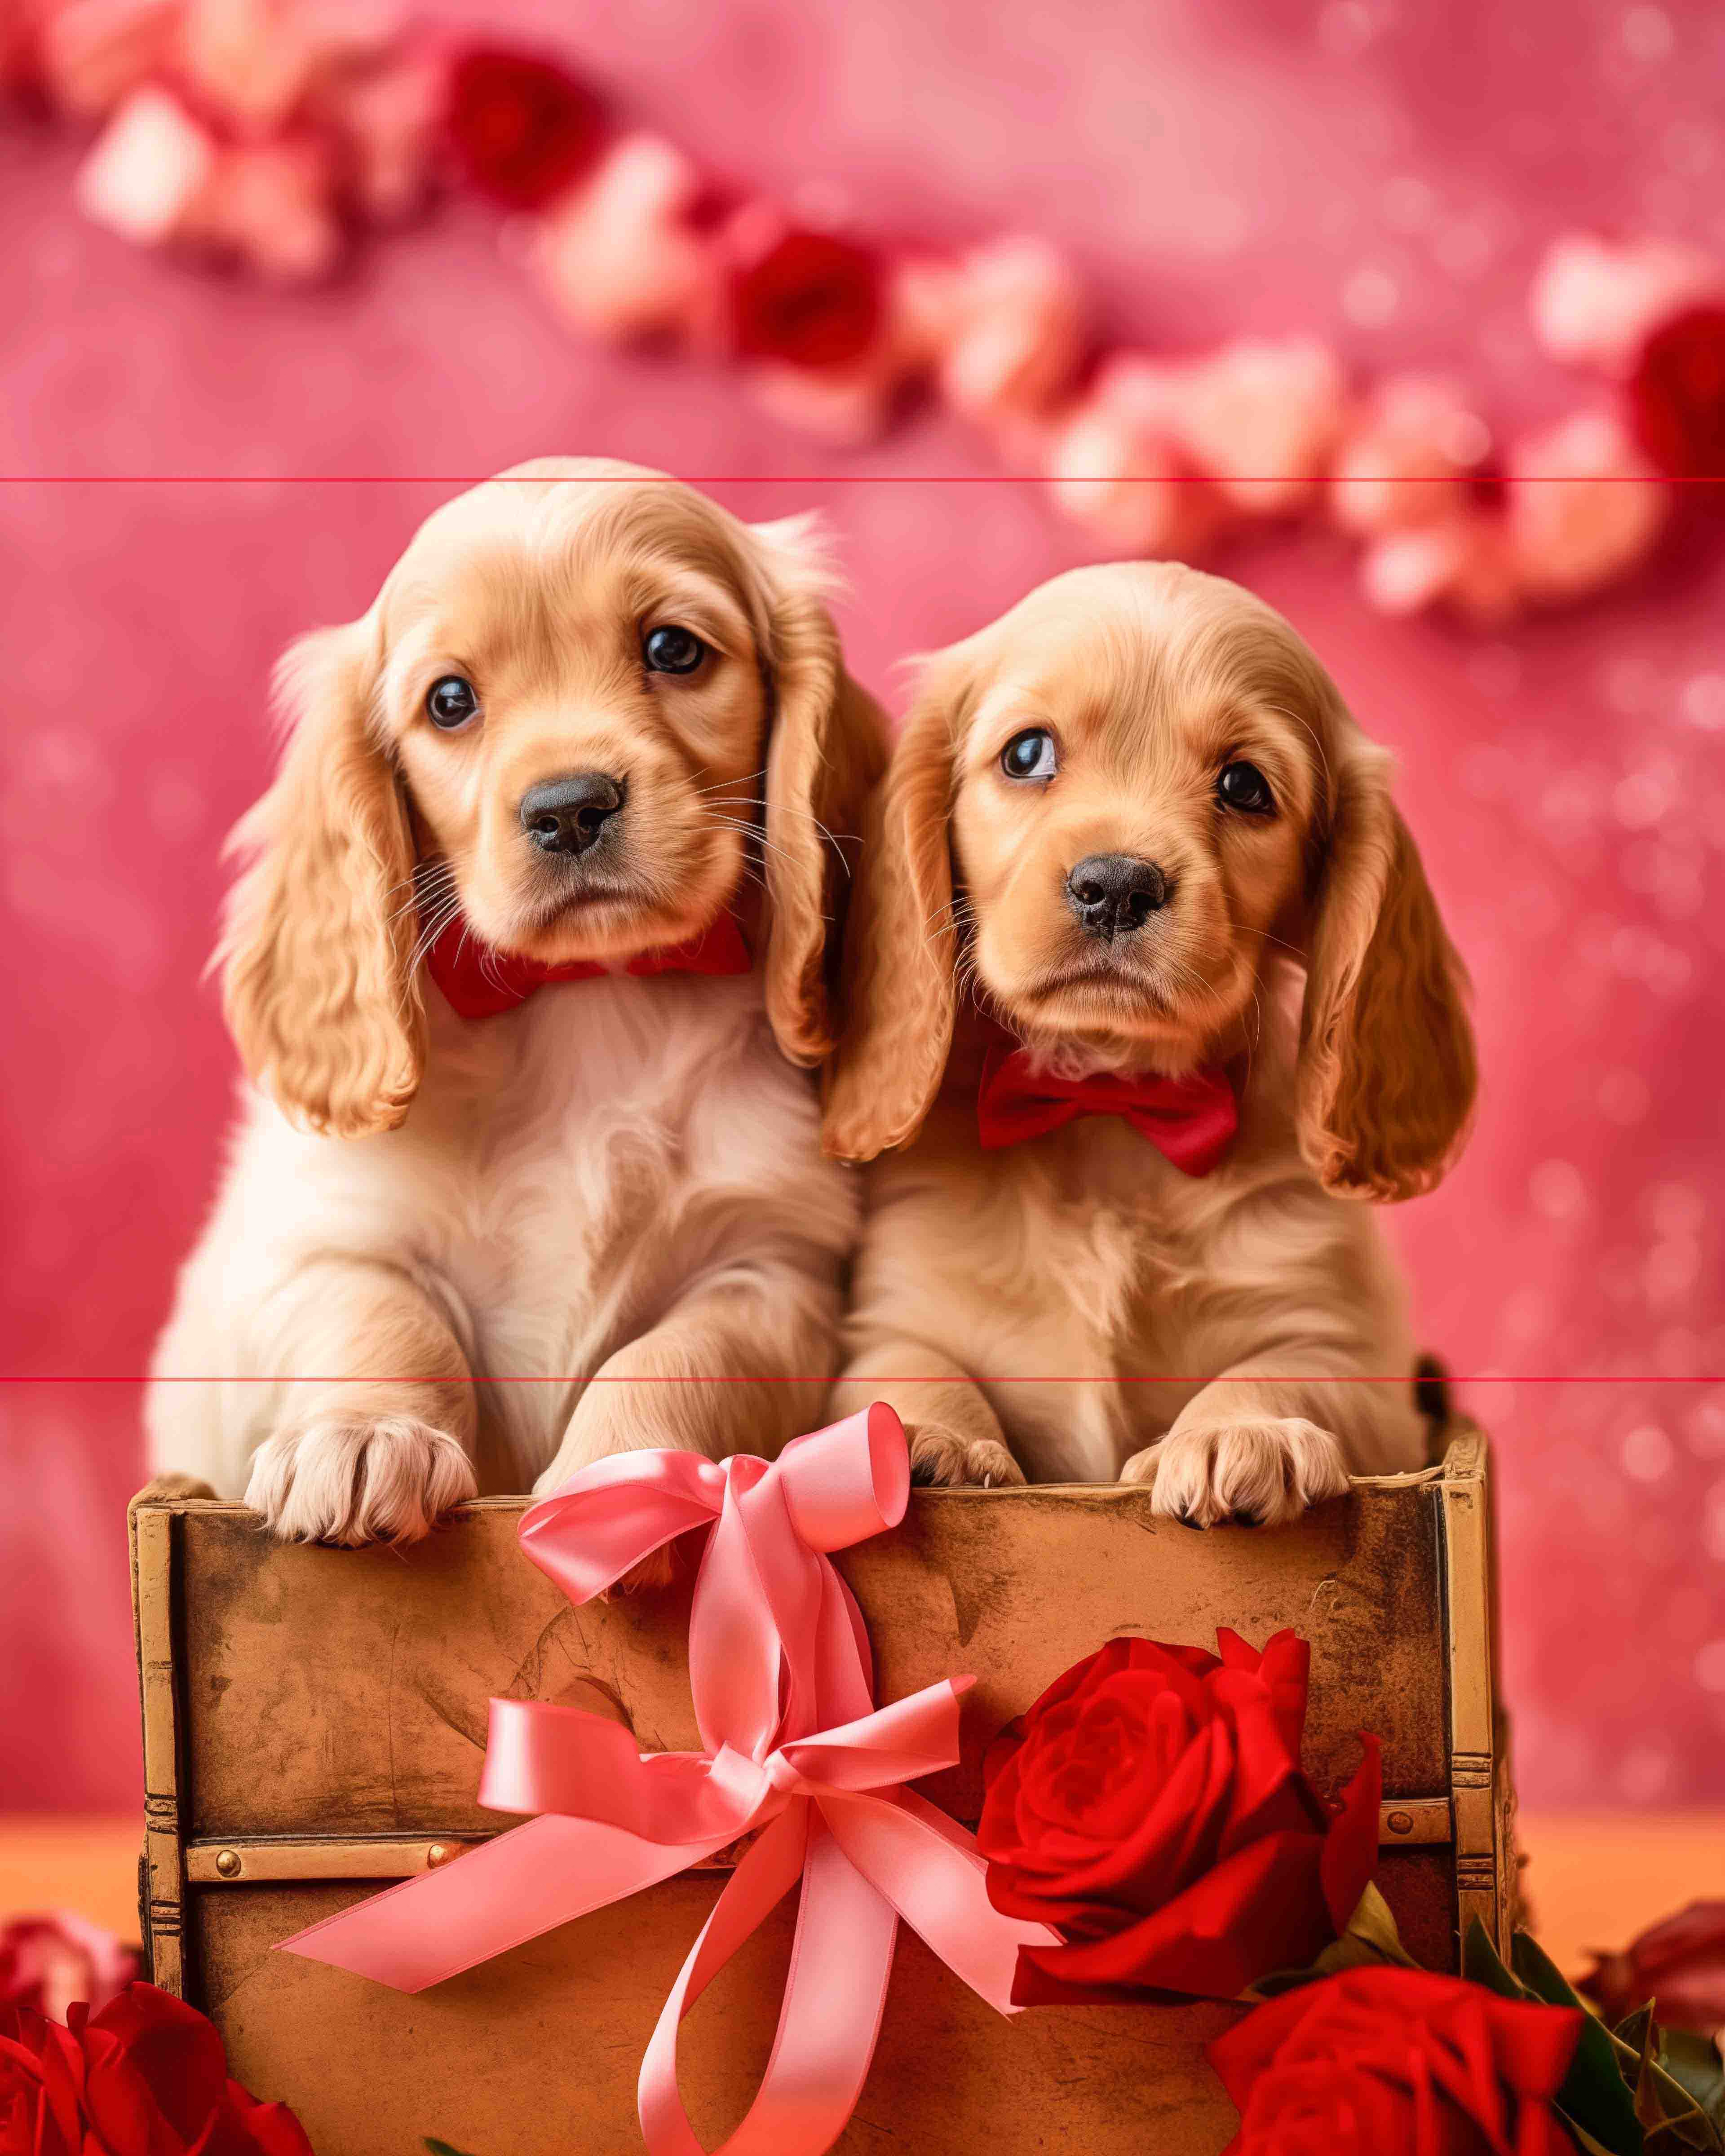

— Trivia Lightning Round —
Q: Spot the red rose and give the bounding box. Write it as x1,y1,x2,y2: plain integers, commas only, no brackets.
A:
0,1913,137,2022
730,230,882,371
1628,303,1725,478
446,48,604,211
0,1982,313,2156
1208,1966,1583,2156
1580,1899,1725,2036
976,1630,1380,2002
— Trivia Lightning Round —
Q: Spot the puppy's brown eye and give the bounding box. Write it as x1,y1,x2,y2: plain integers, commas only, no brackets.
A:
426,676,478,730
1001,728,1057,781
1217,760,1274,815
644,625,707,675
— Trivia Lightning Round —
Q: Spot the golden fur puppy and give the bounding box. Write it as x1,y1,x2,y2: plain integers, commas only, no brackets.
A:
149,459,885,1543
823,561,1475,1523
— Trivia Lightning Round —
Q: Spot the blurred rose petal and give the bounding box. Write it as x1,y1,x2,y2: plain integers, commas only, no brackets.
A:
174,0,366,133
1530,234,1723,378
1628,304,1725,479
1360,511,1521,623
936,235,1086,431
532,132,721,347
1044,358,1222,557
446,42,604,211
1330,374,1490,535
1506,408,1670,600
1161,336,1346,514
182,132,342,280
38,0,177,118
318,42,447,225
75,86,218,245
0,1912,139,2022
1579,1900,1725,2036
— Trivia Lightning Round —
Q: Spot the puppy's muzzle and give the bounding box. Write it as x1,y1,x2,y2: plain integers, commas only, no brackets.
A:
1066,854,1170,941
520,773,626,858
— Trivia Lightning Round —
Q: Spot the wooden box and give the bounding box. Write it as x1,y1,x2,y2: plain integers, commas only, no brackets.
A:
130,1428,1515,2156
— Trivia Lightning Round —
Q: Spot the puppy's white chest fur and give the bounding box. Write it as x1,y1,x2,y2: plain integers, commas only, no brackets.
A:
155,975,858,1491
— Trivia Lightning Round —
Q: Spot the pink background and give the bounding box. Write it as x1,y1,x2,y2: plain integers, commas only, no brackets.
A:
4,0,1725,1814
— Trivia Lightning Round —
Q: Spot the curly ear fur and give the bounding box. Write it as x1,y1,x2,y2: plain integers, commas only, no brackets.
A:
218,621,424,1137
821,653,966,1162
751,521,889,1067
1297,734,1477,1201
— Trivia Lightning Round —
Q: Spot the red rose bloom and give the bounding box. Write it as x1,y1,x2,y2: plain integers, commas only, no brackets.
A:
977,1630,1381,2002
1579,1899,1725,2036
1629,303,1725,478
1209,1967,1583,2156
730,230,882,371
0,1982,313,2156
446,48,604,211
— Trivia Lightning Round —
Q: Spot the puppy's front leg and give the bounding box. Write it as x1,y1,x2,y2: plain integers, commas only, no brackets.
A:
237,1258,478,1543
830,1341,1024,1489
537,1268,839,1493
1120,1353,1427,1526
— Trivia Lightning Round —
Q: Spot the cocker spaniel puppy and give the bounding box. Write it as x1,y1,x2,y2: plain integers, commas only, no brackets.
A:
148,459,885,1544
823,562,1475,1524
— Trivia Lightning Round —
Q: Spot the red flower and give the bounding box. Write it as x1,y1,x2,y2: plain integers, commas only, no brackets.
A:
1579,1899,1725,2036
1208,1966,1583,2156
446,48,604,211
976,1630,1381,2002
0,1914,137,2023
1628,303,1725,477
0,1982,313,2156
730,230,882,371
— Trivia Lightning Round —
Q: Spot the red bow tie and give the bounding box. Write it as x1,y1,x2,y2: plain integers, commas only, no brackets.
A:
976,1043,1238,1174
424,909,752,1020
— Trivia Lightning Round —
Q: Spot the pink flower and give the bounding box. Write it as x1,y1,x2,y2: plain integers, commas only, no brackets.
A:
75,87,219,246
315,42,448,226
36,0,177,119
0,1912,138,2023
1160,337,1347,514
1530,233,1722,377
1505,407,1670,600
1043,356,1223,558
934,236,1087,431
182,132,342,280
1329,374,1491,535
174,0,399,135
531,133,721,347
1359,511,1521,624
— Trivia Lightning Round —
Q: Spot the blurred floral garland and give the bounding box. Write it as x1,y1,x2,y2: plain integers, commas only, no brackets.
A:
8,0,1725,623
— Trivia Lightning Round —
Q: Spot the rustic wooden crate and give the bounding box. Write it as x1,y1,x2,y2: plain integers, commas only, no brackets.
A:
130,1427,1515,2156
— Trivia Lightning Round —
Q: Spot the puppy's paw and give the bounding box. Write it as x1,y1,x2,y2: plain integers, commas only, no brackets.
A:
1120,1418,1348,1527
907,1425,1026,1490
246,1416,477,1545
129,1473,220,1516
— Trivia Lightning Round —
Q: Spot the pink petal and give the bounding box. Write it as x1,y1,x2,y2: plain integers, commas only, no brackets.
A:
1530,233,1724,378
75,88,219,246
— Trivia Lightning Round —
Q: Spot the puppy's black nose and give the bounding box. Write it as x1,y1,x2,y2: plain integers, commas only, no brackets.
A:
519,773,625,857
1066,853,1169,939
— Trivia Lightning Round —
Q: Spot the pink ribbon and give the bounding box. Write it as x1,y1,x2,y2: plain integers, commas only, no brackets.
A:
279,1404,1056,2156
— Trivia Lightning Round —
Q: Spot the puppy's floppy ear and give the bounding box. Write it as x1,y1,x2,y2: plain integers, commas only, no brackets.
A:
1297,727,1477,1201
749,517,889,1066
821,648,968,1162
218,620,424,1137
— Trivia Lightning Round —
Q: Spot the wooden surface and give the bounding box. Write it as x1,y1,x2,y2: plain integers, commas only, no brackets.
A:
164,1476,1451,1841
4,1812,1719,1980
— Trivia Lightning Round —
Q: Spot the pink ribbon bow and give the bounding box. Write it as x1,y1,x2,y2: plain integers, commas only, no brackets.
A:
279,1404,1055,2156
